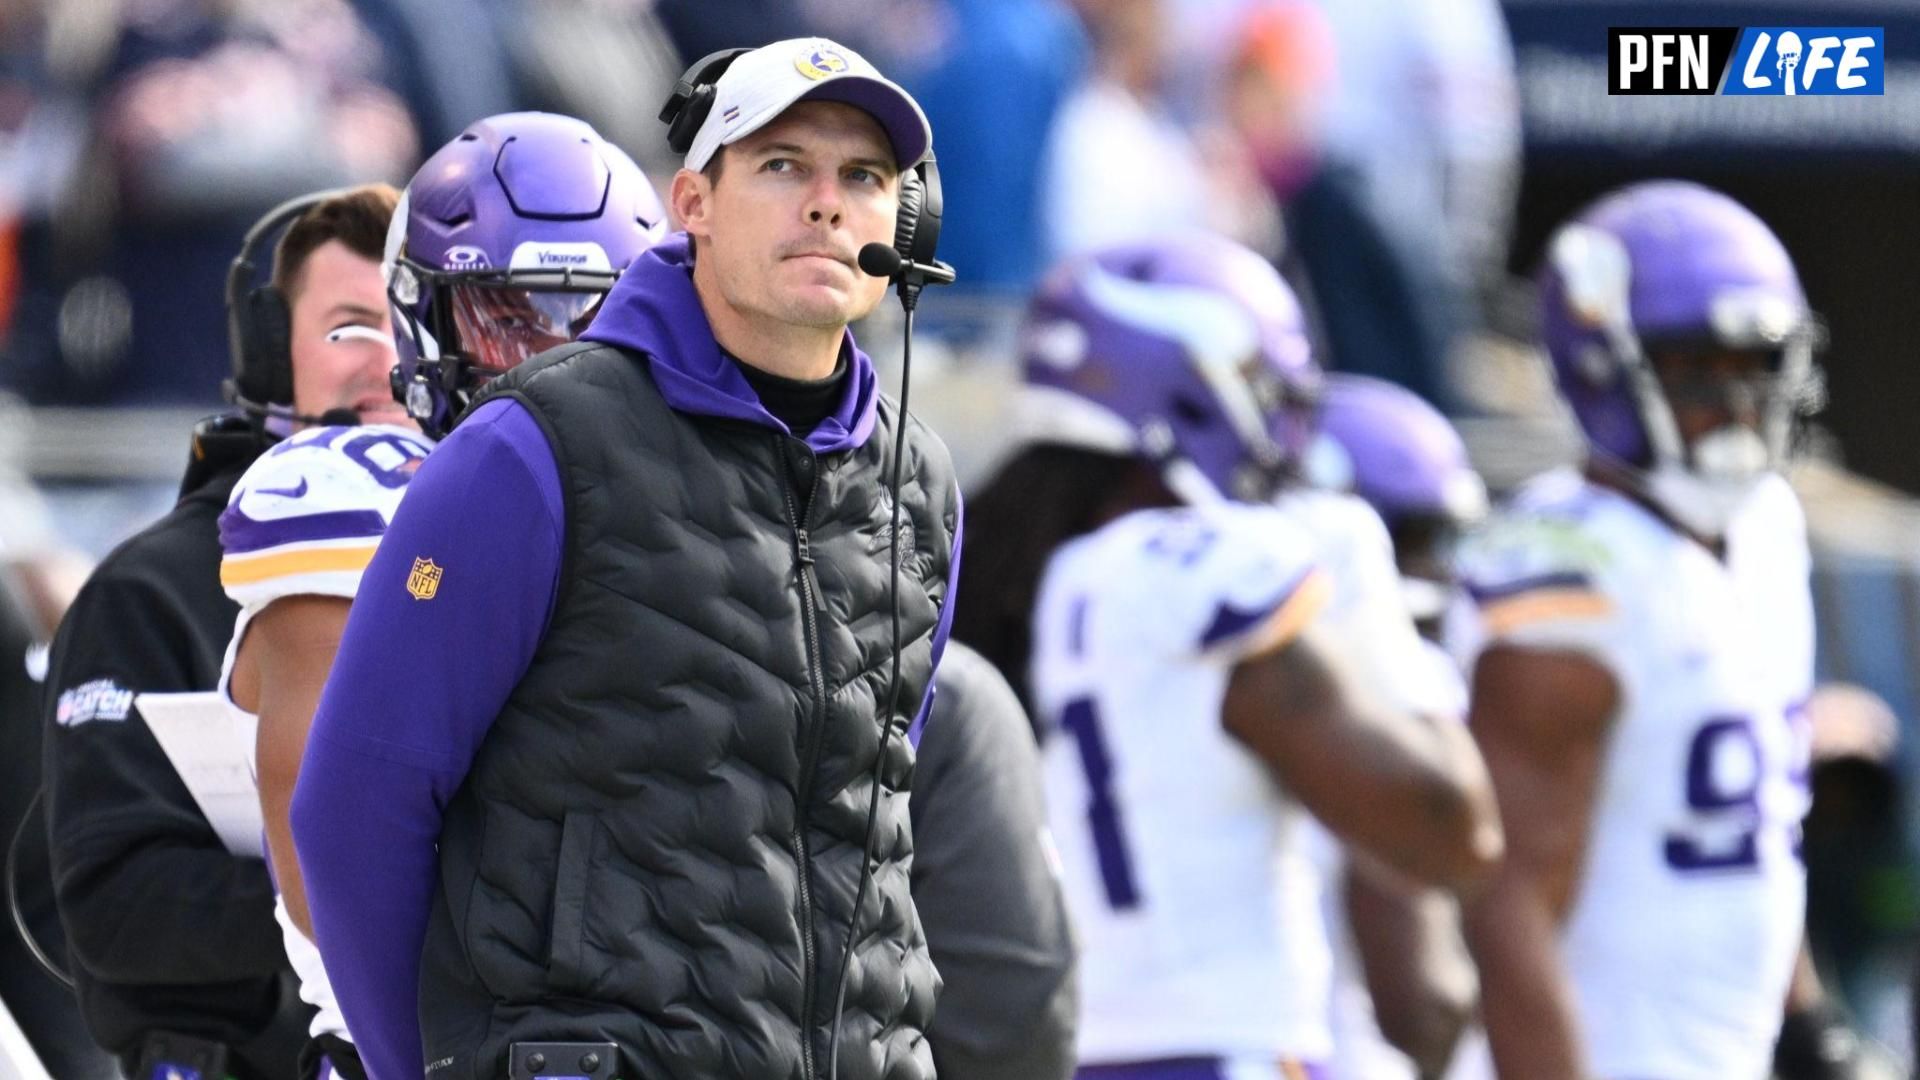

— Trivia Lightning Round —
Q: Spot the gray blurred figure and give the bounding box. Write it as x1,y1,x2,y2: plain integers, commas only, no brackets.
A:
912,641,1077,1080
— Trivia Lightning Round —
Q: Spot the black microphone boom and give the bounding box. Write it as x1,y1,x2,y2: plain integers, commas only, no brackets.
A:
858,241,955,313
225,379,370,430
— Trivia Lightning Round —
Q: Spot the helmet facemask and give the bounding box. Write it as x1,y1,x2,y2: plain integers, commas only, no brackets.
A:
389,252,620,435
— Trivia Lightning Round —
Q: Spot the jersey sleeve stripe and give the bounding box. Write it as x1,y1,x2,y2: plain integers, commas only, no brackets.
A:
1463,569,1594,604
1479,587,1614,636
220,506,391,557
221,544,380,588
1237,569,1333,659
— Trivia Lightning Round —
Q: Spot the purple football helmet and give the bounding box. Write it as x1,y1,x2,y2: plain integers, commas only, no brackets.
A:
387,112,667,435
1539,180,1822,533
1316,373,1486,623
1317,373,1486,529
1017,233,1320,504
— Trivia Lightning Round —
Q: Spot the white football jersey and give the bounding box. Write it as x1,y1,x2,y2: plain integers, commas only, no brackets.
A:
216,423,434,1042
1033,501,1334,1064
1451,469,1813,1080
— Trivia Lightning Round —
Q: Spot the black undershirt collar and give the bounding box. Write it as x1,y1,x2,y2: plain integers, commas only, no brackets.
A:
730,348,849,438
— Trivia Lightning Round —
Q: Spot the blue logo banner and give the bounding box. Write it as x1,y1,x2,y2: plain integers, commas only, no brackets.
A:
1721,27,1884,95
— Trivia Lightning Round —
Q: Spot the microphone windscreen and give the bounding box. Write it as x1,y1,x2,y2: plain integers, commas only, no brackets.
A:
858,242,903,279
318,408,363,427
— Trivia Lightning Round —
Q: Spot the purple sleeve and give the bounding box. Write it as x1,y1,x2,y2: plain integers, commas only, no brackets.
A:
290,398,562,1080
908,488,962,748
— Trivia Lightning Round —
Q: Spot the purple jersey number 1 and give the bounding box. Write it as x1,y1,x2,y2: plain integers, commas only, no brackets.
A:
1061,697,1141,910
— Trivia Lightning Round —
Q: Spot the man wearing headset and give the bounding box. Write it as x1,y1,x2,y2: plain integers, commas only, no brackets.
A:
292,38,962,1080
39,184,400,1080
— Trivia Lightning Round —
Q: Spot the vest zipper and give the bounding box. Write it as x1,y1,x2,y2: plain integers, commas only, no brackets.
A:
795,529,828,612
782,444,827,1080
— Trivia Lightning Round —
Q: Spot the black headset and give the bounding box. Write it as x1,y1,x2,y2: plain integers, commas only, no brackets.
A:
658,48,946,282
224,188,357,421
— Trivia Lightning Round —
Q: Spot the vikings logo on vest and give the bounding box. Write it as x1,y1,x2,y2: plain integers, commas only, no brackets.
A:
407,557,443,600
1608,27,1882,95
795,45,850,81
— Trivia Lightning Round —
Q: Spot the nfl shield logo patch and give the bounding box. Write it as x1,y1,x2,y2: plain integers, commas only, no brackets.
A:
406,557,443,600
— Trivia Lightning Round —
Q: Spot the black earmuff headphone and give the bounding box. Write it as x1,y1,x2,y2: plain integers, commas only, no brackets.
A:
658,48,946,284
225,188,357,421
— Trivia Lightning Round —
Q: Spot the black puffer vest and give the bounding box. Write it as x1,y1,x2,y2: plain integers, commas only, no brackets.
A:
418,341,957,1080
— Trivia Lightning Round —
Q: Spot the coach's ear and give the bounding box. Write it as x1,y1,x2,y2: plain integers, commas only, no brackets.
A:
672,167,714,248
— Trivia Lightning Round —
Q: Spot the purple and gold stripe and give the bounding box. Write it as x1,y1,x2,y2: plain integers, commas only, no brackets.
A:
221,544,379,588
1198,569,1331,657
1463,569,1593,604
220,506,389,557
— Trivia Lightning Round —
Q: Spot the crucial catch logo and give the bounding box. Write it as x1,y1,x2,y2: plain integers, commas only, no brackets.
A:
1608,26,1882,95
56,678,135,726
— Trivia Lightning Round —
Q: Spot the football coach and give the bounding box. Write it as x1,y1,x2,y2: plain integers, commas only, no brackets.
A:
290,37,963,1080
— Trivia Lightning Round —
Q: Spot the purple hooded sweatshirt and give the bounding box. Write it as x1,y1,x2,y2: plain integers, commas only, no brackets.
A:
291,233,960,1080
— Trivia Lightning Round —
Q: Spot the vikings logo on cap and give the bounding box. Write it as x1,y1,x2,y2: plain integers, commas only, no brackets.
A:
795,44,851,81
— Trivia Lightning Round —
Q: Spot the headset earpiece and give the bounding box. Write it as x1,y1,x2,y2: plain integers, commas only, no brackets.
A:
226,188,355,416
235,284,293,405
894,156,943,271
660,48,752,157
892,170,923,265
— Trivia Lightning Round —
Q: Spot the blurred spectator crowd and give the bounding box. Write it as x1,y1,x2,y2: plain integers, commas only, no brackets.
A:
0,0,1520,414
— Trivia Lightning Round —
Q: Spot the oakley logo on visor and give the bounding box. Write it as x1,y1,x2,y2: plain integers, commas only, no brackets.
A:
444,246,490,269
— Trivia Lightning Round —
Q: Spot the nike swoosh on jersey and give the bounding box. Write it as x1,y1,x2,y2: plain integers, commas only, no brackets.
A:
256,477,310,499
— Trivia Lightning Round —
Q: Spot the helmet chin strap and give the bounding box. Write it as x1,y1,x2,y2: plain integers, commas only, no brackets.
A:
1640,426,1771,537
1161,458,1227,507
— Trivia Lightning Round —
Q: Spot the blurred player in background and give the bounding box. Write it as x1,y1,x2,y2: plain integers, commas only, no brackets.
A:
955,232,1501,1080
1451,180,1827,1080
40,183,399,1080
216,112,664,1080
1304,372,1488,1080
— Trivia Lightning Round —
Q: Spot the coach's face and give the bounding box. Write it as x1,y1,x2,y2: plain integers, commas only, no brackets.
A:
683,101,899,331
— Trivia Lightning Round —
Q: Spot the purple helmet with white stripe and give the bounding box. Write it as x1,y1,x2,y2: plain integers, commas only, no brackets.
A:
1539,181,1822,532
1016,233,1319,504
1317,373,1486,529
387,112,667,435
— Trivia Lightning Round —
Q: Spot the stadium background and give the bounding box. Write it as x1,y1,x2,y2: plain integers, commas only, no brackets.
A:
0,0,1915,1073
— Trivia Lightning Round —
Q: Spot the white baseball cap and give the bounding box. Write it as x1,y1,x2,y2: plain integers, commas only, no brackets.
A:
684,38,932,174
